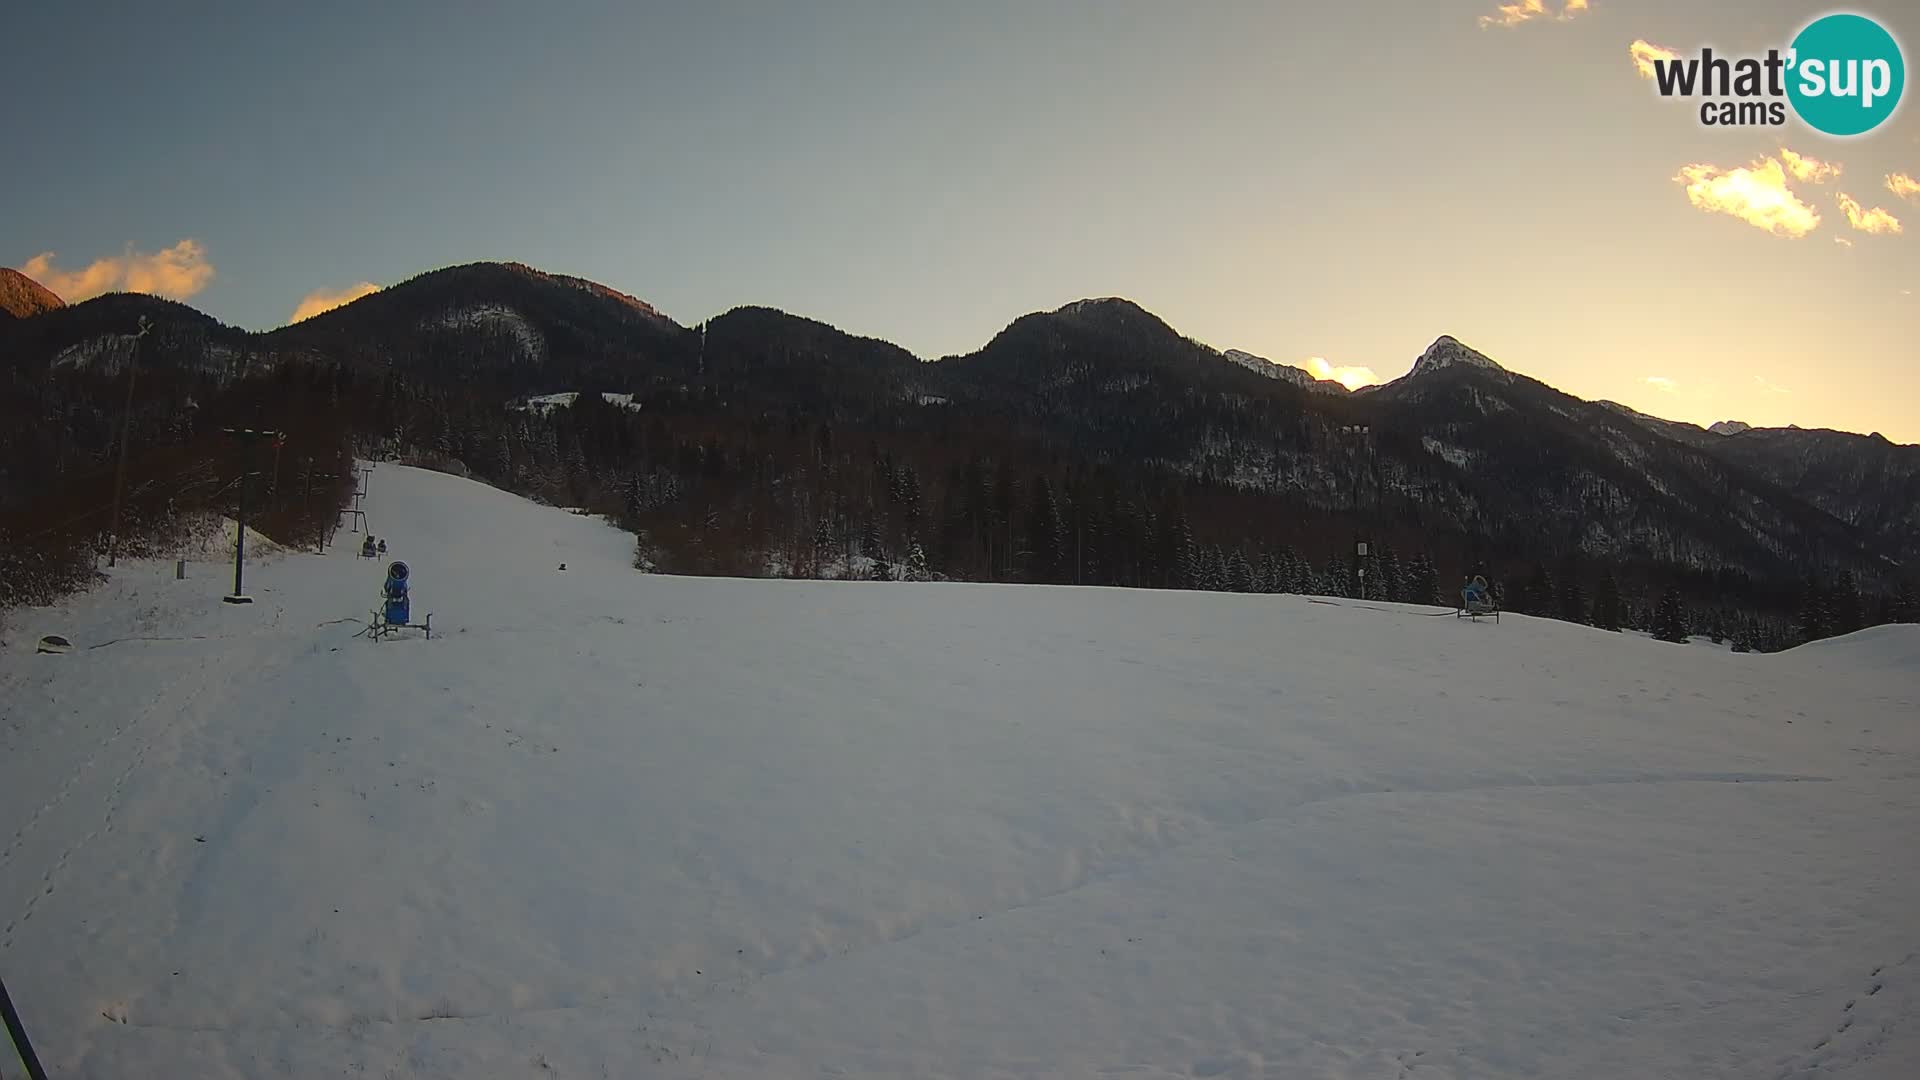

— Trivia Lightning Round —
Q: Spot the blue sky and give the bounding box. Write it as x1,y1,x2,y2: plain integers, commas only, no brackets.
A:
5,1,1917,439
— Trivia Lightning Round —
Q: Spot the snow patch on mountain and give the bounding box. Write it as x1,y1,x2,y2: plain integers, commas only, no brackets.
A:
1421,435,1477,470
432,305,545,364
1221,349,1349,394
509,391,644,415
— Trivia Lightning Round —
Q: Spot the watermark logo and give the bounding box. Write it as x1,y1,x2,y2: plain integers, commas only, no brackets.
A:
1650,12,1905,136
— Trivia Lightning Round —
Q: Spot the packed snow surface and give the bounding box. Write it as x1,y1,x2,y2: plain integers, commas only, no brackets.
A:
2,465,1916,1079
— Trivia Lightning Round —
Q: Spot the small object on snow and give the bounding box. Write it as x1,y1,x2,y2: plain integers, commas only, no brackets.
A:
557,563,567,571
36,635,72,655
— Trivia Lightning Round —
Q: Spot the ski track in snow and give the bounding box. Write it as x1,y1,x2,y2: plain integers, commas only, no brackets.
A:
2,464,1917,1079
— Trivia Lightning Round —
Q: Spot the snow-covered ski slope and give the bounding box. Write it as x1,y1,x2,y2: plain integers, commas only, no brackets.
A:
2,465,1917,1079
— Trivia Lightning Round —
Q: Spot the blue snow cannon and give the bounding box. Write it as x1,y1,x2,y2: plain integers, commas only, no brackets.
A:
382,561,411,625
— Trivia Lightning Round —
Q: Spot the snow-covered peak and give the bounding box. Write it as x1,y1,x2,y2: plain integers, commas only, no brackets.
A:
1056,297,1135,316
1407,335,1506,379
1221,349,1349,394
1709,420,1752,436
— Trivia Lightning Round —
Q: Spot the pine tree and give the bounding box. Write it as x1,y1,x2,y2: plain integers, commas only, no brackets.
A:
1258,551,1281,594
1558,564,1589,626
1325,553,1350,598
1520,562,1555,617
1375,544,1402,603
906,540,931,582
870,547,893,581
1831,570,1861,636
1894,580,1918,623
1405,552,1439,606
1230,550,1255,594
1796,576,1830,644
1652,586,1689,643
1202,546,1228,591
1592,571,1623,631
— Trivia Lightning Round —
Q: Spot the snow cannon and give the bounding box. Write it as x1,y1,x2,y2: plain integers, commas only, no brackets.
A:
383,560,411,625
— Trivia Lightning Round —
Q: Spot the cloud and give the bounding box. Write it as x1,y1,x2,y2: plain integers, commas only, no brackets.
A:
1888,173,1920,201
1780,148,1841,184
1836,193,1903,234
1642,376,1678,393
1479,0,1588,29
1674,157,1822,238
289,281,381,324
19,240,214,302
1754,375,1789,396
1630,40,1682,79
1304,356,1381,391
1835,236,1855,247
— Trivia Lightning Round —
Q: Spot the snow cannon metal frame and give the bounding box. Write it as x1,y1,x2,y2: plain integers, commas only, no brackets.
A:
360,560,434,641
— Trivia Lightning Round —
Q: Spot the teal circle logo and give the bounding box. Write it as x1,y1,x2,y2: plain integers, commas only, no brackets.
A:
1787,13,1905,136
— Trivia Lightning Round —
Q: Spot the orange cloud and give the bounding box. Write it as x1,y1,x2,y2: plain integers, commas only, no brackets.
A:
289,282,381,323
1835,236,1855,248
1836,193,1902,235
1630,40,1682,79
1674,157,1822,238
1780,148,1840,184
1480,0,1588,28
1888,173,1920,201
1304,356,1381,390
20,240,214,302
1642,376,1678,394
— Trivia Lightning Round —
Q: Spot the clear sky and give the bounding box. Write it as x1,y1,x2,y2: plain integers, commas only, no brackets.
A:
5,1,1917,440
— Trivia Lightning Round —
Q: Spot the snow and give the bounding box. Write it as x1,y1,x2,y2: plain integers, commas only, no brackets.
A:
509,391,643,415
1421,434,1476,470
1220,349,1347,394
3,465,1918,1079
432,305,544,363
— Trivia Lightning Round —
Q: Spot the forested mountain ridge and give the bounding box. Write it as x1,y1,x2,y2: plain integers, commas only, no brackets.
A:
3,260,1913,646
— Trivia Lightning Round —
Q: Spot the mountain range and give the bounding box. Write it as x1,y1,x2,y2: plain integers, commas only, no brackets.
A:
3,261,1914,628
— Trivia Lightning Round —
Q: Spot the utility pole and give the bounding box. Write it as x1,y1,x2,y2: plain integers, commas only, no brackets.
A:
104,317,153,568
220,428,282,605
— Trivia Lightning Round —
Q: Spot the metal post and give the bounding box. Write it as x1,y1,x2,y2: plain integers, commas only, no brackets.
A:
105,317,153,568
220,428,280,605
227,457,250,603
1,973,50,1080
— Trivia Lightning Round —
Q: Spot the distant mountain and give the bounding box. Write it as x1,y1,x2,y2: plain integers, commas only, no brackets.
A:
5,260,1911,627
260,262,695,390
1709,420,1751,436
0,268,65,319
